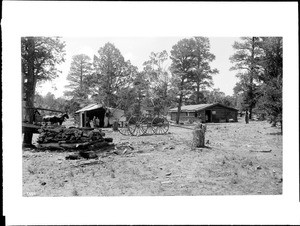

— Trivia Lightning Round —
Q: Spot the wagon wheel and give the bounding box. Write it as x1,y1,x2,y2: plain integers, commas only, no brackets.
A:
128,115,147,136
118,120,131,136
151,116,169,135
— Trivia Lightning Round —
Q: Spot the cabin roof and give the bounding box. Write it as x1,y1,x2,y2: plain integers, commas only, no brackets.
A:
168,103,238,112
75,103,104,113
75,103,124,114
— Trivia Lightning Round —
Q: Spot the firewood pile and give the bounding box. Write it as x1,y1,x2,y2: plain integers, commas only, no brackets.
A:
36,127,114,155
37,127,104,144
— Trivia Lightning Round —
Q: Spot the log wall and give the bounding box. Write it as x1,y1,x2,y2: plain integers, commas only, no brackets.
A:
169,105,238,123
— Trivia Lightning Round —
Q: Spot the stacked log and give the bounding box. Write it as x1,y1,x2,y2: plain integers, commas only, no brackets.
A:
37,127,105,144
36,127,113,152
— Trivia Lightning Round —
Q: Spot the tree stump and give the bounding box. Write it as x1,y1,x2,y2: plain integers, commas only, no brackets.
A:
192,123,206,148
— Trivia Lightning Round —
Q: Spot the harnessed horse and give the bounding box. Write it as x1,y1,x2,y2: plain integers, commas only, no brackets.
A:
43,113,69,125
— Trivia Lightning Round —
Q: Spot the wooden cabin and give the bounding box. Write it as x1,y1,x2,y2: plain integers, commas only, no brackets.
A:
168,103,238,123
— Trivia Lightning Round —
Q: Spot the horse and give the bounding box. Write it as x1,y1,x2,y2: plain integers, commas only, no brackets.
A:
43,113,69,125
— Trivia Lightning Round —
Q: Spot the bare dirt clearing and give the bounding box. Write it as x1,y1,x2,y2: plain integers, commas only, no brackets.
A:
23,120,282,196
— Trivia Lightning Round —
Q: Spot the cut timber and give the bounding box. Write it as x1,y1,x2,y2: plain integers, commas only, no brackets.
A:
79,151,98,159
249,149,272,153
59,143,79,149
37,143,65,150
192,123,206,148
60,139,106,150
88,141,110,150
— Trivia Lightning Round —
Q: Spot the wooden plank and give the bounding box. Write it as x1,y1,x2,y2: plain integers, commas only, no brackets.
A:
22,123,41,133
23,107,63,113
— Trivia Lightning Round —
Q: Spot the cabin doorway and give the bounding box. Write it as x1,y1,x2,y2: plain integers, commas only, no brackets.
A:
82,113,85,127
86,108,106,128
205,110,212,122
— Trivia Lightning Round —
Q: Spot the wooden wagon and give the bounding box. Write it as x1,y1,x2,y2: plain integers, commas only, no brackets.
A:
117,111,169,136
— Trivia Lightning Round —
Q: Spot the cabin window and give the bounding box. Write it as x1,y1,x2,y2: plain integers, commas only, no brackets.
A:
212,111,216,115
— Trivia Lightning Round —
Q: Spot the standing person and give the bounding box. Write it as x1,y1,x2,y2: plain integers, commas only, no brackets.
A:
245,110,249,124
85,117,90,127
93,116,96,127
104,109,110,127
95,117,100,128
198,113,202,123
90,119,94,128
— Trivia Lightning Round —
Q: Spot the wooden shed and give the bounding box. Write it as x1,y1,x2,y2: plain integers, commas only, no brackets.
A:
75,103,125,128
168,103,238,123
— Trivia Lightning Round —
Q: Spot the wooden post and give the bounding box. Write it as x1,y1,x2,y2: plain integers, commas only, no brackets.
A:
192,123,206,148
112,121,118,131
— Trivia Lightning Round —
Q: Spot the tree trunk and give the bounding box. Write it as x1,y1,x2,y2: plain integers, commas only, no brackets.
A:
249,37,256,120
196,80,200,104
176,93,183,124
192,123,206,148
176,78,185,124
23,37,36,147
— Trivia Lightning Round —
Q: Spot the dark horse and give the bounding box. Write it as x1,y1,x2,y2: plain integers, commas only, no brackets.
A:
43,113,69,125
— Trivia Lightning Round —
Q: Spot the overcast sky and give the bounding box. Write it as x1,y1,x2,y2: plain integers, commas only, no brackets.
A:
36,37,241,97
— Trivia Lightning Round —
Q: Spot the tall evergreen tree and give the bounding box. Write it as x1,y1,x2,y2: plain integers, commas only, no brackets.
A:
64,54,93,102
22,37,65,146
190,37,218,104
170,38,196,124
230,37,262,119
256,37,283,132
92,43,137,107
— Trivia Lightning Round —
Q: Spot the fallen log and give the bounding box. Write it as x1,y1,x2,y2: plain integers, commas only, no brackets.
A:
59,139,106,149
65,154,80,160
249,149,272,153
59,143,79,149
37,143,65,150
79,151,98,159
88,141,110,150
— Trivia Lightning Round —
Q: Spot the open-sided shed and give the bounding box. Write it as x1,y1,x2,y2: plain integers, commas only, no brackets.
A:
75,103,124,128
168,103,238,123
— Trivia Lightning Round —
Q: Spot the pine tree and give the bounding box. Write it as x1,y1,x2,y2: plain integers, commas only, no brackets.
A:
170,38,196,124
256,37,283,132
230,37,263,119
22,37,65,146
93,43,137,107
190,37,218,104
64,54,92,102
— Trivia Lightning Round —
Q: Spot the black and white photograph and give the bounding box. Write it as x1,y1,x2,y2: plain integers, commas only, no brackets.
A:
2,1,299,225
21,36,283,197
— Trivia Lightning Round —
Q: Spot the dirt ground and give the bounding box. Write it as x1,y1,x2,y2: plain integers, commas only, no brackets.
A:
23,118,282,196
